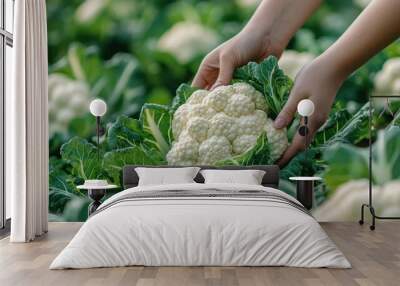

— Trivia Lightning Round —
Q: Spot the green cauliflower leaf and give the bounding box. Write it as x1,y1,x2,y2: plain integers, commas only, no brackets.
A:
60,137,104,180
234,56,293,119
140,103,172,156
322,126,400,190
108,115,143,149
103,146,161,185
51,43,145,119
216,134,272,166
170,83,198,114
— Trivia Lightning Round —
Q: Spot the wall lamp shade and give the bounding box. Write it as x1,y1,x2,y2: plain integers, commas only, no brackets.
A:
90,99,107,117
297,99,315,117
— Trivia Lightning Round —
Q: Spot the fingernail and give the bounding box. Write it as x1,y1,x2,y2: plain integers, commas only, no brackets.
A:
210,85,219,90
274,117,285,129
211,81,222,90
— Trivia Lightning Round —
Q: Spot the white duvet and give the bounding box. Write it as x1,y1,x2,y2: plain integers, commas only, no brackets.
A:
50,183,350,269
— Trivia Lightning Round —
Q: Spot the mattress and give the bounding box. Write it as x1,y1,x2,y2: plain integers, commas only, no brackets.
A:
50,183,350,269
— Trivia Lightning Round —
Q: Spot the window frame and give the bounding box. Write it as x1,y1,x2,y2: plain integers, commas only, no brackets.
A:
0,0,14,232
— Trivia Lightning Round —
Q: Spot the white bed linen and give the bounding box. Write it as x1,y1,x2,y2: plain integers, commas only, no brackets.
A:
50,183,350,269
200,169,265,185
135,167,200,186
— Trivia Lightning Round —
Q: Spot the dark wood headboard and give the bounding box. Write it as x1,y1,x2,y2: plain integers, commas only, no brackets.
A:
122,165,280,189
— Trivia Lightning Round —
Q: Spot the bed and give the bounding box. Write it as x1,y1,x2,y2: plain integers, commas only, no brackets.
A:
50,165,350,269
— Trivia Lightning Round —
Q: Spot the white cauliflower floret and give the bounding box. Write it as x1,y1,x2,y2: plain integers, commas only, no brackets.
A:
393,79,400,91
187,89,209,105
374,58,400,95
233,135,258,154
75,0,108,23
172,104,191,139
232,82,255,94
48,73,91,136
264,118,288,162
237,110,267,136
253,91,268,111
167,82,288,165
186,117,209,142
166,148,196,166
278,50,315,79
198,136,232,165
313,180,370,222
188,104,217,120
208,113,238,142
313,180,400,221
166,133,199,165
233,82,267,111
225,93,255,117
203,85,234,111
379,181,400,216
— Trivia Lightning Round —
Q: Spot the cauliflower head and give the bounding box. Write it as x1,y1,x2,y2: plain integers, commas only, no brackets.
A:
48,73,91,136
373,58,400,95
167,82,288,165
157,22,219,64
313,179,400,221
278,50,315,79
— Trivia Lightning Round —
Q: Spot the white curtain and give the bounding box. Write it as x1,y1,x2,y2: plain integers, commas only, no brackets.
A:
7,0,48,242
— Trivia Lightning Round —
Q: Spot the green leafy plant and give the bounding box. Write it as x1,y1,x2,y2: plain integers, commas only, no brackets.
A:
280,102,371,180
50,44,146,124
49,157,83,215
234,56,293,119
60,137,104,180
322,126,400,191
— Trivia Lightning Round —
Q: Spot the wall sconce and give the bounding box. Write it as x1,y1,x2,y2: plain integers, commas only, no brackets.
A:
89,99,107,161
297,99,315,137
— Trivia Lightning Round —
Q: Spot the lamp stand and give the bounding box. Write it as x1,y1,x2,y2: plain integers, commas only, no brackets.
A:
359,95,400,230
96,116,100,163
88,189,106,215
298,116,310,174
305,116,309,173
298,116,309,136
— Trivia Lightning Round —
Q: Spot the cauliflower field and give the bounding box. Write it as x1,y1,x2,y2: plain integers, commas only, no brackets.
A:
48,74,91,136
167,83,287,165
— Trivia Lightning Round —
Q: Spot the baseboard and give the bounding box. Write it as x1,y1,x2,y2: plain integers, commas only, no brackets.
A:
0,218,11,239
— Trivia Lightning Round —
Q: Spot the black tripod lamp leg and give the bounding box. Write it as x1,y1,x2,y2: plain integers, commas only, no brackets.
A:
359,204,367,225
369,206,376,231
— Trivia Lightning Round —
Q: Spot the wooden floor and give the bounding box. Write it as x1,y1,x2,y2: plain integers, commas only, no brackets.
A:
0,222,399,286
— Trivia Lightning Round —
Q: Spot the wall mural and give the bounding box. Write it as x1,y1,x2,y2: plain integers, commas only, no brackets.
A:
47,0,400,222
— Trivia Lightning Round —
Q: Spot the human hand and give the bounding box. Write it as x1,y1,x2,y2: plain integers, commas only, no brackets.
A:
192,31,283,89
191,0,323,89
273,0,400,167
274,56,346,167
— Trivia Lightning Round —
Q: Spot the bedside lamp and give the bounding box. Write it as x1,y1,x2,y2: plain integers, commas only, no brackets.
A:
89,99,107,162
78,99,116,216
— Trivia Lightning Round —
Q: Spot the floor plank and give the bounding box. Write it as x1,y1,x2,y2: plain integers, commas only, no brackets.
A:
0,222,399,286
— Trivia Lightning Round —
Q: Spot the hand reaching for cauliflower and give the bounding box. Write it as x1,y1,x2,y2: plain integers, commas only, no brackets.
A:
192,0,321,90
274,56,344,166
193,0,400,166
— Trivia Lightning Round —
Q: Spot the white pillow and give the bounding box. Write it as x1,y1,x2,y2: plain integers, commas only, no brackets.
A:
200,169,266,185
135,167,200,186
